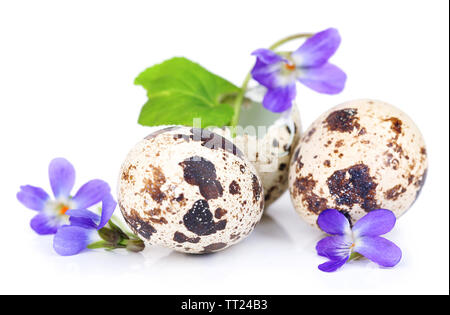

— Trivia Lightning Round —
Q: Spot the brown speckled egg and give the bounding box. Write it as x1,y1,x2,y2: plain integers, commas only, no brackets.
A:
289,99,428,228
213,104,302,208
118,127,264,254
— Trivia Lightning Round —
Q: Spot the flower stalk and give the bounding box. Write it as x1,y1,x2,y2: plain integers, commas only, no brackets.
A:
93,220,145,253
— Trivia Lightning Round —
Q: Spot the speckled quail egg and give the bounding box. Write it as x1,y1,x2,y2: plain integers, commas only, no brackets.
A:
118,126,264,254
212,101,302,208
289,99,428,228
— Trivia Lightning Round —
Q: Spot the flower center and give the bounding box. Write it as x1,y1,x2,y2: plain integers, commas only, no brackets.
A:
58,204,70,215
284,62,296,71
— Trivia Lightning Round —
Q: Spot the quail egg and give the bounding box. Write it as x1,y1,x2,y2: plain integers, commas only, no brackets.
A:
213,101,302,208
289,99,428,228
118,127,264,254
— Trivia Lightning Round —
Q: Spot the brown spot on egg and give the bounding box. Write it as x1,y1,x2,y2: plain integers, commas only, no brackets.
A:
305,194,329,214
384,151,400,170
335,139,345,148
180,156,224,200
121,164,136,182
141,166,166,203
173,134,191,142
327,164,379,212
173,232,200,244
229,180,241,195
387,140,404,157
273,139,279,147
251,174,262,202
202,242,227,253
144,208,161,216
230,233,241,240
384,117,403,135
325,108,360,133
324,160,331,167
293,174,328,214
183,200,226,236
303,128,316,142
122,208,157,240
190,128,244,159
176,194,185,202
408,174,415,185
385,185,407,200
295,155,304,172
148,217,168,224
214,208,227,219
292,148,300,165
293,175,315,196
358,127,367,136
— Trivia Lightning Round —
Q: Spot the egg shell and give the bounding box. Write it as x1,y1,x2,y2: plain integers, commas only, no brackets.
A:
213,105,302,208
289,99,428,228
118,126,264,254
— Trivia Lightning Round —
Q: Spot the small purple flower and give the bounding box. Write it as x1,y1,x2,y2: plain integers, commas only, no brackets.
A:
251,28,347,113
17,158,110,235
316,209,402,272
53,194,117,256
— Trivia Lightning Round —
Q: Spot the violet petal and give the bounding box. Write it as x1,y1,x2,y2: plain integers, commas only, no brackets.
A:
69,216,99,230
262,84,296,113
316,235,353,260
317,209,351,235
48,158,76,199
251,48,286,64
318,256,349,272
30,213,59,235
72,179,110,209
98,194,117,230
17,185,49,211
66,209,100,227
298,62,346,94
292,28,341,67
353,209,396,237
355,236,402,267
53,225,95,256
251,58,283,89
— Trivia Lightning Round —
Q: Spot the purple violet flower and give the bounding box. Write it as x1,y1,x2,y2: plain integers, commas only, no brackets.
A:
53,194,117,256
251,28,347,113
316,209,402,272
17,158,111,235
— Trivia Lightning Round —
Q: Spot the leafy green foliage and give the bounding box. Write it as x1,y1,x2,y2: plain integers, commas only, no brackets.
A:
135,57,240,128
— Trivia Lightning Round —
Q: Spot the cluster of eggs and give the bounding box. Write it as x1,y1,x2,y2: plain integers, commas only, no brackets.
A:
118,99,427,253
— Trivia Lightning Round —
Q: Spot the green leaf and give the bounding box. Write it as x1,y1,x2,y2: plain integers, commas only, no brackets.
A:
135,57,240,128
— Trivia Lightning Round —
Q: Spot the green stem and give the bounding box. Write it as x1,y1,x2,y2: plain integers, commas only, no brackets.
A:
230,32,314,129
268,33,314,50
230,72,252,129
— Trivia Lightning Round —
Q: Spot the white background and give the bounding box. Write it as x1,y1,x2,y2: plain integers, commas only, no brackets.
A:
0,0,448,295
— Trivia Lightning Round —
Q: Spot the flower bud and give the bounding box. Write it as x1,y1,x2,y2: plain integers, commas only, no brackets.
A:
126,239,145,253
98,228,120,244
